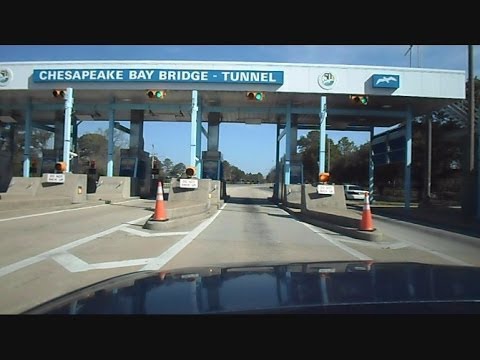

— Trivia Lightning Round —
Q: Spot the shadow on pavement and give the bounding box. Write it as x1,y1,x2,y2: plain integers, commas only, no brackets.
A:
351,205,480,238
226,196,272,206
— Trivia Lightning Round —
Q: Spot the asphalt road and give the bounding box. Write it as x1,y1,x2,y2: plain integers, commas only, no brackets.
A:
1,184,479,313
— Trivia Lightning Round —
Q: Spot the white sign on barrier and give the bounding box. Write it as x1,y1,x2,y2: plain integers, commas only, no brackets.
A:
180,178,198,189
46,173,65,183
317,184,334,195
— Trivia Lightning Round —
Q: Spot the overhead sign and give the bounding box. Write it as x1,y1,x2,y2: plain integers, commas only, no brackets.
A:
32,69,284,85
46,173,65,183
372,74,400,89
179,178,199,189
317,184,335,195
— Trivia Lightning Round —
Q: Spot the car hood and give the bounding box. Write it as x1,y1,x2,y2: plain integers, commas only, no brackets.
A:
24,260,480,314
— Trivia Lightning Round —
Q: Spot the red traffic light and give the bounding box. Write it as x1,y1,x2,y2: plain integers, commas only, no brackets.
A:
55,162,66,172
53,89,66,98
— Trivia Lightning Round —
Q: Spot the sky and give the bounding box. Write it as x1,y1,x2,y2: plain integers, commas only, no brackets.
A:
1,45,478,175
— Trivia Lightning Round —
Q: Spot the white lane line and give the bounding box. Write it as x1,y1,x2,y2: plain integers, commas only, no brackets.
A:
301,222,373,261
0,198,143,223
399,240,473,267
87,258,152,270
141,202,227,271
0,214,152,278
52,252,89,272
119,227,189,237
274,205,372,260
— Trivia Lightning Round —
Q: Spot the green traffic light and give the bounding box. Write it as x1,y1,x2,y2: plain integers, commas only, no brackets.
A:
155,91,162,98
361,96,368,105
255,92,263,101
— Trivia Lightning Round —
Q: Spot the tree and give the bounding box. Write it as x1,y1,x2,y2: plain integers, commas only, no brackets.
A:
170,162,186,177
77,133,108,175
337,137,358,156
162,158,174,176
266,166,276,183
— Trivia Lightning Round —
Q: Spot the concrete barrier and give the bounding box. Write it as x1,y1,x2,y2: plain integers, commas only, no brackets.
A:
90,176,131,200
5,177,42,196
283,184,302,209
168,178,212,204
300,184,358,228
37,173,87,203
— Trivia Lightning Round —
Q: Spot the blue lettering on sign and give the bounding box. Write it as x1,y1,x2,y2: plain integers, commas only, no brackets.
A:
32,69,284,84
372,74,400,89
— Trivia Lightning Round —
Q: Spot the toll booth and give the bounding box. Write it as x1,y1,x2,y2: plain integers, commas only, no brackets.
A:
279,154,304,185
201,151,223,181
119,148,151,197
41,149,61,175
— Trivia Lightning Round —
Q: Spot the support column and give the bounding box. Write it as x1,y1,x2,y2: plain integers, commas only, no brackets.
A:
290,114,298,156
107,106,115,177
404,106,413,209
285,103,292,185
196,101,203,176
54,110,64,158
424,114,432,202
130,110,145,152
274,119,281,200
190,90,199,169
63,88,74,172
207,112,221,151
369,127,375,203
23,100,32,177
319,96,327,174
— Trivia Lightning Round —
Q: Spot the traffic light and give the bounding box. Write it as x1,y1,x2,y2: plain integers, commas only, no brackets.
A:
350,95,368,105
246,91,265,101
55,162,66,172
319,172,330,183
147,90,166,99
185,166,196,178
52,89,66,98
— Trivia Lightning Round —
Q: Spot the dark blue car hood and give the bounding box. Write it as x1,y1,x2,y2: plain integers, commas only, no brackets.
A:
24,260,480,314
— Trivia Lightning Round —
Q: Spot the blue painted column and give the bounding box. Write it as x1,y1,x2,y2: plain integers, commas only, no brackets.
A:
290,114,298,157
196,101,203,177
107,105,115,177
22,100,32,177
319,96,327,174
63,88,74,172
369,127,375,203
274,119,280,200
190,90,199,170
404,105,413,209
285,103,292,185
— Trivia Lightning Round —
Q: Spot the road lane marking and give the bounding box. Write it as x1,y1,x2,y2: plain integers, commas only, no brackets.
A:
0,214,152,278
301,222,373,261
119,227,189,237
52,252,153,272
398,239,473,266
52,252,89,272
0,198,144,223
140,202,227,271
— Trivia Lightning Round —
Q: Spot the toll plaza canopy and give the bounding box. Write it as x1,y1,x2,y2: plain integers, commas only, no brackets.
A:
0,60,466,206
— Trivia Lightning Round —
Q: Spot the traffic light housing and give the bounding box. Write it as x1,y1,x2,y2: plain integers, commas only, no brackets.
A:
147,90,166,99
319,172,330,183
53,89,66,98
185,166,196,178
350,95,368,105
55,161,66,172
246,91,265,101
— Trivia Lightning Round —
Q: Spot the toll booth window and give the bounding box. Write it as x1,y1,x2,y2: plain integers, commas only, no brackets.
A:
137,160,146,179
119,158,137,177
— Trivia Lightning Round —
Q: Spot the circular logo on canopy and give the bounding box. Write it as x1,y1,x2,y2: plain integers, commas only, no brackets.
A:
318,72,335,90
0,68,13,86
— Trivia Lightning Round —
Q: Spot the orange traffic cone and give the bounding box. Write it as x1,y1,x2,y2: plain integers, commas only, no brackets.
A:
359,192,374,231
152,181,168,221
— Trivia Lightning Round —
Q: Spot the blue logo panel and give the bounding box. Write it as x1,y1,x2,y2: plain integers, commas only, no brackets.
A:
372,74,400,89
